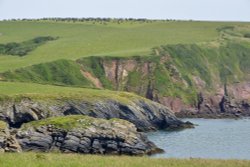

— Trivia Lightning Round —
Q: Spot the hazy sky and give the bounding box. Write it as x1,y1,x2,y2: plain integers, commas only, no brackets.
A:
0,0,249,21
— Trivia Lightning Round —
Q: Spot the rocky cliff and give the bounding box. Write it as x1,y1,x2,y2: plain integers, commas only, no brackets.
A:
0,116,163,155
0,121,21,152
176,83,250,118
0,95,191,131
0,92,193,155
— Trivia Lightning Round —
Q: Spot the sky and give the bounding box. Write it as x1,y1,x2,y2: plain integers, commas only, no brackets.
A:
0,0,249,21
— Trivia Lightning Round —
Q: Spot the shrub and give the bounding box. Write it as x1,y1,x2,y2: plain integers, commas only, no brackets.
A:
0,36,57,56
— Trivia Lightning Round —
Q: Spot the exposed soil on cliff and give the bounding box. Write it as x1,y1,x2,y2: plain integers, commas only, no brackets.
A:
80,70,103,89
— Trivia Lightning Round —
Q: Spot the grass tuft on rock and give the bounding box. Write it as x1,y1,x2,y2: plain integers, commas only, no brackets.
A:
22,115,94,130
0,120,7,130
22,115,130,131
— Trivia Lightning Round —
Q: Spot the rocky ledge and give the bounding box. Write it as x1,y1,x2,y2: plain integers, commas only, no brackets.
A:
176,94,250,119
0,97,193,131
0,94,193,155
0,116,163,155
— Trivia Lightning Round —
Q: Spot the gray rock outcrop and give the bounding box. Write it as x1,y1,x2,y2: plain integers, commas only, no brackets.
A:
15,115,163,155
0,98,192,131
0,121,21,152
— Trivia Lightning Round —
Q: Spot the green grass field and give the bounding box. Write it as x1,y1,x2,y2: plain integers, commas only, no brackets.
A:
0,20,249,72
0,81,149,105
0,153,249,167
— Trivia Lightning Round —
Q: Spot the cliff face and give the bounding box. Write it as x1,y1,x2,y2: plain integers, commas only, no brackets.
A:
2,42,250,116
177,83,250,118
80,56,195,113
0,88,192,154
76,42,250,116
0,96,190,132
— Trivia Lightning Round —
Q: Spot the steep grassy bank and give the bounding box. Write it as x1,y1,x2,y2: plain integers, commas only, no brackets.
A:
1,60,94,87
0,153,249,167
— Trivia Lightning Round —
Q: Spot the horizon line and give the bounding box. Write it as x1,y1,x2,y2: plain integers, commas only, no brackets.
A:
0,17,249,23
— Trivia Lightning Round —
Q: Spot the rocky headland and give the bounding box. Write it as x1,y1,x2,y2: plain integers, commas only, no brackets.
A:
0,94,192,155
13,116,163,155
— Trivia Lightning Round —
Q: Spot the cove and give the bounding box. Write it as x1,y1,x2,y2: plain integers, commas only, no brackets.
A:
147,118,250,160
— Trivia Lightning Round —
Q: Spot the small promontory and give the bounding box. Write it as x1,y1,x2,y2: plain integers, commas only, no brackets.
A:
14,115,163,155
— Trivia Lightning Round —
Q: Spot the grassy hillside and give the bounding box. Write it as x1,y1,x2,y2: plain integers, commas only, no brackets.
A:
2,40,250,105
0,20,249,72
0,153,249,167
0,20,249,106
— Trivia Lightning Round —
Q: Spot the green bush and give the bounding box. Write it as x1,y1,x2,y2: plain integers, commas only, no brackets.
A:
0,36,57,56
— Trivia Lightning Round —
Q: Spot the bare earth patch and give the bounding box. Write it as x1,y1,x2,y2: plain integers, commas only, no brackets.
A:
80,70,103,89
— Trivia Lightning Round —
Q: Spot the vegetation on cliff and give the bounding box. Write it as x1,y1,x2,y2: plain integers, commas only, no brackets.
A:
2,59,93,87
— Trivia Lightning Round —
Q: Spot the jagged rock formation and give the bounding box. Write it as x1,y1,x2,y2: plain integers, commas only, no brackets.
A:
1,116,163,155
0,93,193,154
0,121,21,152
176,86,250,118
0,97,192,131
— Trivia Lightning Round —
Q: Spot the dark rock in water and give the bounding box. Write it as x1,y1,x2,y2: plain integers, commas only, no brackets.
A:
15,115,163,155
176,92,250,119
0,98,190,132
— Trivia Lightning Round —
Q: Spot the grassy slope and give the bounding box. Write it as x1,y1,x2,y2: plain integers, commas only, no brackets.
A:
0,153,249,167
0,20,248,72
1,59,94,87
0,81,149,105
